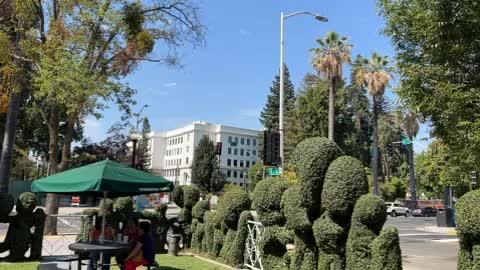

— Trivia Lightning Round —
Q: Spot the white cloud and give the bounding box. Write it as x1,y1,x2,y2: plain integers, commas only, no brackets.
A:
239,28,251,36
163,82,177,88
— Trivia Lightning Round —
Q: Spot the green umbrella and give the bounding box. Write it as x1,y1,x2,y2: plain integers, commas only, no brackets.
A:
31,160,174,197
32,160,174,245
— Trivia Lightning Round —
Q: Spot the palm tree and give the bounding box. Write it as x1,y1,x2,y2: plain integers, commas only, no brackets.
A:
311,32,352,142
399,111,419,206
355,52,393,195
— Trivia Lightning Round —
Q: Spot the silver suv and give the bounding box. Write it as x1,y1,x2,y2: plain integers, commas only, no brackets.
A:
385,202,411,217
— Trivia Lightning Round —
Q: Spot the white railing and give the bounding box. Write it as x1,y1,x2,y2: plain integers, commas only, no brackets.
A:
244,220,264,270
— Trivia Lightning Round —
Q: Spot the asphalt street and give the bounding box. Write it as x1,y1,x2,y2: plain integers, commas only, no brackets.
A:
385,216,458,270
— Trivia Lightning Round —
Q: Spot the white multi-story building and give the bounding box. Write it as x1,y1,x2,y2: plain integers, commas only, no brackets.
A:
148,121,262,187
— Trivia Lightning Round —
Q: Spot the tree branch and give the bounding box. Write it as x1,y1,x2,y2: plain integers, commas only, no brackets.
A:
37,0,46,43
142,2,183,14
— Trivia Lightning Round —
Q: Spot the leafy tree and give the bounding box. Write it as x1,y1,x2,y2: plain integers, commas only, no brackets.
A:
259,65,295,132
191,136,225,193
378,0,480,182
355,52,393,195
311,32,352,142
247,161,265,192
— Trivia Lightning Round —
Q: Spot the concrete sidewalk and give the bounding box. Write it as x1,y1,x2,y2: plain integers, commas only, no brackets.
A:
420,226,457,235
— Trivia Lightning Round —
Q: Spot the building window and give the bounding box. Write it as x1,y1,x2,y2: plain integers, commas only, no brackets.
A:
241,138,245,145
246,161,250,167
253,139,257,146
187,134,190,141
247,138,251,145
246,151,250,157
181,137,183,143
228,136,232,143
253,150,257,156
227,159,231,166
186,157,189,165
234,148,238,155
233,160,238,167
228,148,232,155
240,183,243,187
227,170,231,177
235,137,239,144
240,149,244,156
234,171,237,178
187,146,189,153
240,160,244,167
179,159,182,166
252,161,256,166
240,172,243,178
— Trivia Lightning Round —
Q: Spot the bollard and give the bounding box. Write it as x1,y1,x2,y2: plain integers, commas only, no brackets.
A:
168,234,181,256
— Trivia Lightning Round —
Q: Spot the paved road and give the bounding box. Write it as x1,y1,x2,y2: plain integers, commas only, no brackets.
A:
385,216,458,270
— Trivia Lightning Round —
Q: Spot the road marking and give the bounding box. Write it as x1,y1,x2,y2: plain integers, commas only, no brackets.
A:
400,233,453,237
432,239,459,243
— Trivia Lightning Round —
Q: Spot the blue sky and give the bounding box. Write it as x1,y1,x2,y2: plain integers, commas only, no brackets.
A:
85,0,430,151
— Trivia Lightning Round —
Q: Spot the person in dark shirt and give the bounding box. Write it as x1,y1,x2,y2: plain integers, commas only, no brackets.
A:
124,221,155,270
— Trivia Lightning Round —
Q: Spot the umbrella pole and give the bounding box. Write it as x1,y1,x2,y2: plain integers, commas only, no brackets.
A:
100,191,106,244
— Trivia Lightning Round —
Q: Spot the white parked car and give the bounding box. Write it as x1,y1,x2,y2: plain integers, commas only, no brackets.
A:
385,202,411,217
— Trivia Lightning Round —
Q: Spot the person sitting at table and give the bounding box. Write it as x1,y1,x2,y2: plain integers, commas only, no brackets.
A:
116,217,140,269
124,221,155,270
88,220,115,270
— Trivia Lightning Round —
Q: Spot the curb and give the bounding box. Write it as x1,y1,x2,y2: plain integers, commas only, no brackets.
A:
418,226,457,235
181,252,234,269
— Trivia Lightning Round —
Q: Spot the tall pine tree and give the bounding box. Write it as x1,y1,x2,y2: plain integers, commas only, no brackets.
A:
191,136,226,193
260,65,295,132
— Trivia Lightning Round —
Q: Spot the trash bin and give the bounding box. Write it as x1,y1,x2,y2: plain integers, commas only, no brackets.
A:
437,208,455,227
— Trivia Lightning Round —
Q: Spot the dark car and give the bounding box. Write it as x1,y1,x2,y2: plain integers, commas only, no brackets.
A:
412,207,437,217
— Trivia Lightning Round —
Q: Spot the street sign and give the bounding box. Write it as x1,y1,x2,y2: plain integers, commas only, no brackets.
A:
268,168,281,176
401,138,412,145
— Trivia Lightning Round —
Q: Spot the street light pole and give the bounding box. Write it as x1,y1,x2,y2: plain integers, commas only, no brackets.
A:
130,132,141,168
279,11,328,169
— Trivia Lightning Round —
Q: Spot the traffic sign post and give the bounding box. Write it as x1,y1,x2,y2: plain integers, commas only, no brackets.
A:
401,138,412,145
268,168,281,176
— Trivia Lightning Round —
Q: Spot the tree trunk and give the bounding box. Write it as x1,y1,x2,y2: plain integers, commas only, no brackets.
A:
372,95,379,195
408,138,417,206
44,108,60,235
0,30,25,193
328,78,336,142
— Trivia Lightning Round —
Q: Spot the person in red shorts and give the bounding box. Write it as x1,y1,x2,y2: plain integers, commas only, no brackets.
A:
124,221,155,270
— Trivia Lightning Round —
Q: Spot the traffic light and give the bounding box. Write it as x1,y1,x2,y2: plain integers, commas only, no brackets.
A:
263,131,281,166
215,142,223,155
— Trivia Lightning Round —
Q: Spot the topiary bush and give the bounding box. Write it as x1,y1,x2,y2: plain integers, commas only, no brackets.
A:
191,199,210,251
203,211,215,255
281,185,310,234
290,137,342,221
183,185,201,209
456,189,480,269
172,185,184,208
315,156,369,270
215,188,250,229
258,225,293,270
346,194,387,270
253,178,289,226
227,210,253,267
371,227,402,270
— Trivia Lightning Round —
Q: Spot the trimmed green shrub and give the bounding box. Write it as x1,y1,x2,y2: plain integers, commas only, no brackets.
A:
219,229,237,261
313,212,345,270
183,185,201,208
346,194,387,270
290,137,343,221
141,203,169,253
253,178,289,226
258,226,293,270
172,185,184,208
227,211,253,267
77,209,99,241
215,188,250,229
191,221,205,251
456,189,480,269
289,236,317,270
212,228,225,257
371,227,402,270
321,156,369,223
192,200,209,222
203,211,215,254
99,198,114,216
281,186,311,233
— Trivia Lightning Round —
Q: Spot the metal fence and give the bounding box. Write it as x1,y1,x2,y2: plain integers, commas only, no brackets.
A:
244,220,264,270
42,214,87,256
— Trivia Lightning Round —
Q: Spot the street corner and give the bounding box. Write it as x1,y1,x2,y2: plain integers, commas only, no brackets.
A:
421,226,457,235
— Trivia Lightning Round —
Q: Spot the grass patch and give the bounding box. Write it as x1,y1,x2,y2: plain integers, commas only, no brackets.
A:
0,254,229,270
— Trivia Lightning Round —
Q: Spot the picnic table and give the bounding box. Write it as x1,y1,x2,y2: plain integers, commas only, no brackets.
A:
68,240,129,270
